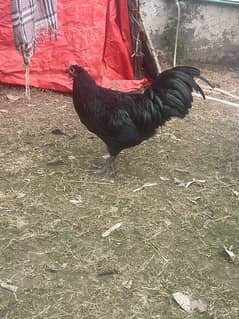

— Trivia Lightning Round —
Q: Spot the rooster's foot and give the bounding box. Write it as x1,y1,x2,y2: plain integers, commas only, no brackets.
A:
95,155,116,174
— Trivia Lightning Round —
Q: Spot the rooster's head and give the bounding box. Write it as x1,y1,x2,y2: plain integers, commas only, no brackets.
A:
65,65,84,77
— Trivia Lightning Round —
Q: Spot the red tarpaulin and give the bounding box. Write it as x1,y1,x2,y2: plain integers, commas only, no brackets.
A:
0,0,149,92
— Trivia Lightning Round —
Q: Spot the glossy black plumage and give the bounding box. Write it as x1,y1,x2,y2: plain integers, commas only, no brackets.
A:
67,65,211,170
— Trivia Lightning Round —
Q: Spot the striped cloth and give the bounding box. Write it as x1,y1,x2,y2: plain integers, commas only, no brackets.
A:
11,0,57,65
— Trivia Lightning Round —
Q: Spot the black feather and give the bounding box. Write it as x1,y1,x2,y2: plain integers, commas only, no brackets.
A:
163,78,193,105
165,92,186,112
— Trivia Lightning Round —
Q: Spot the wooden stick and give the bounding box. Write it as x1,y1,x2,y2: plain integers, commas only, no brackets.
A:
173,0,181,67
144,31,161,74
128,0,161,77
200,86,239,101
193,93,239,108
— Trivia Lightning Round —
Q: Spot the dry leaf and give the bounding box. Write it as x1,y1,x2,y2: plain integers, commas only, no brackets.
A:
191,299,208,313
45,263,58,273
102,154,110,159
173,292,207,314
223,245,236,261
133,182,158,192
69,195,82,205
0,280,18,293
6,94,21,102
51,128,65,135
173,292,192,313
232,190,239,197
68,155,76,160
62,263,67,269
102,222,122,237
174,178,206,189
122,279,133,289
174,178,185,187
0,109,9,113
187,196,201,204
16,192,26,199
160,176,170,181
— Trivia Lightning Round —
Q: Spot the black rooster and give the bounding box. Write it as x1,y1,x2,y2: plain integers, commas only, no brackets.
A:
66,65,211,173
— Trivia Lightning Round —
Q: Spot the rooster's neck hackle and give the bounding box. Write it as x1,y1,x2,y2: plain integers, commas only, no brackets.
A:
73,69,97,112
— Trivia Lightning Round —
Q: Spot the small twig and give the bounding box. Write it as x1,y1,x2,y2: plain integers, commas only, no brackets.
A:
32,305,51,319
102,222,122,237
145,31,161,73
65,180,114,185
175,168,189,174
133,182,158,192
187,196,201,205
141,286,161,291
167,200,178,214
198,236,208,247
204,215,232,228
2,233,37,251
97,269,120,276
200,211,214,219
215,175,236,188
212,215,232,223
131,8,161,73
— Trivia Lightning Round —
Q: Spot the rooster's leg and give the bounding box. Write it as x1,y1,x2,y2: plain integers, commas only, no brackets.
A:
95,155,116,174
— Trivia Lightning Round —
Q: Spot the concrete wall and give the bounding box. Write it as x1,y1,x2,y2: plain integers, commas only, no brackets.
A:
140,0,239,65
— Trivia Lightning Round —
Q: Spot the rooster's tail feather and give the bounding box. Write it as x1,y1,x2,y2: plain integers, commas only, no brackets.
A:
147,66,212,122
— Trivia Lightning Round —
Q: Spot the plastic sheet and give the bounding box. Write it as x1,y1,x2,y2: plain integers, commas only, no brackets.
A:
0,0,149,92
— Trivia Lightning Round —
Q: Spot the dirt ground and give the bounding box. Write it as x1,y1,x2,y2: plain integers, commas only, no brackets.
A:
0,66,239,319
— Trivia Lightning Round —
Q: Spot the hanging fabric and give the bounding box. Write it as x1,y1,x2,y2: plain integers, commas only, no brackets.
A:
11,0,57,97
